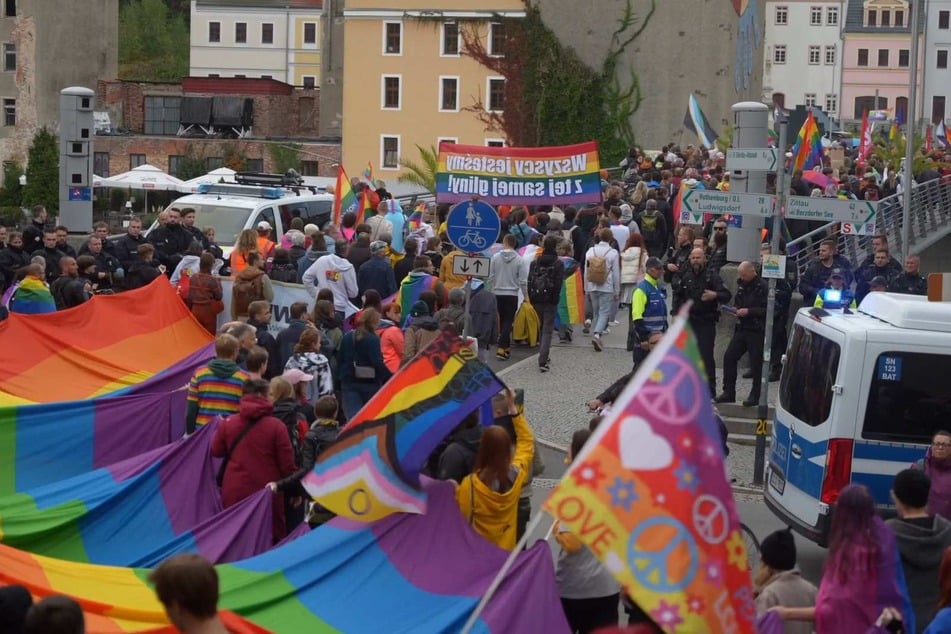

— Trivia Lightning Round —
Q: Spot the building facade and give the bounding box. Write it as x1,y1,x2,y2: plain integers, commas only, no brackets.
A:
924,0,951,125
841,0,925,124
190,0,323,87
762,1,844,117
0,0,118,169
339,0,524,179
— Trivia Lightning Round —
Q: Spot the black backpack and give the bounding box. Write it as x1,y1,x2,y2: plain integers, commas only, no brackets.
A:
528,260,561,304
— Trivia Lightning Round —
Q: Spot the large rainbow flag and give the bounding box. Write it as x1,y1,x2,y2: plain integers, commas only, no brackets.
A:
302,331,503,522
789,110,823,173
331,165,358,227
0,420,273,567
385,272,442,327
543,313,756,633
555,257,584,327
0,481,569,633
8,276,55,314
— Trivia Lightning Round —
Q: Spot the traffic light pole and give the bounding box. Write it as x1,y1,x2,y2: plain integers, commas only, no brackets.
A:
754,116,788,487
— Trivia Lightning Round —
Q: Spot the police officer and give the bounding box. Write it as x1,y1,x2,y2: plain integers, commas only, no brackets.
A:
664,226,695,312
814,268,856,310
631,256,668,365
717,261,768,407
676,247,731,397
888,255,928,296
762,241,796,382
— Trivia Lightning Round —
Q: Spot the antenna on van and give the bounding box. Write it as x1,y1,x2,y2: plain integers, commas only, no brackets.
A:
234,171,316,195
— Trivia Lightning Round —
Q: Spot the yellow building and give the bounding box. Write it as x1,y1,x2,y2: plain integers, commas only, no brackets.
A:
341,1,526,181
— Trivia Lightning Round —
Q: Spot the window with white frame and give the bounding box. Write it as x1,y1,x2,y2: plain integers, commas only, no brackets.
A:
436,137,458,147
895,9,904,26
810,6,822,25
489,21,505,56
485,139,505,147
2,98,14,126
208,21,220,43
442,22,460,56
775,5,788,24
804,93,817,107
2,43,13,72
382,75,401,109
808,45,821,64
487,77,505,112
866,9,877,26
383,22,402,55
261,23,273,45
825,45,836,65
826,6,839,25
303,22,317,46
381,136,400,169
439,76,459,111
774,45,787,64
235,22,247,44
825,94,838,114
881,9,891,26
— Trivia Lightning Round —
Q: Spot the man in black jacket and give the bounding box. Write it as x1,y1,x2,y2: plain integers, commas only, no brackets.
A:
889,255,928,296
21,204,47,253
676,248,732,397
798,239,853,306
113,217,148,272
30,229,65,284
717,261,768,407
85,236,123,291
148,208,196,272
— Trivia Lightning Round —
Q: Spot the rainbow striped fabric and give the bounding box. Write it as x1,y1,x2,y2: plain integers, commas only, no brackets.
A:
790,111,823,173
302,331,503,522
384,272,441,327
332,165,358,227
556,257,584,327
8,276,55,315
186,363,249,429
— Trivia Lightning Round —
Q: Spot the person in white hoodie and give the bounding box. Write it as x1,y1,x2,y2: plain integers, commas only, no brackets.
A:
488,234,528,360
585,228,621,351
302,239,358,321
619,232,647,309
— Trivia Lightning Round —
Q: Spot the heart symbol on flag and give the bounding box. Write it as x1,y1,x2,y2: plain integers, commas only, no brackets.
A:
618,416,673,470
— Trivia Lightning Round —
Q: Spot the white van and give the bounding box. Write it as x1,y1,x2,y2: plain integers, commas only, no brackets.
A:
148,176,335,257
765,292,951,546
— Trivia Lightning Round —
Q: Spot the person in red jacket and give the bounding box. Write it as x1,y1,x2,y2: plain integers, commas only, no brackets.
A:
211,379,298,541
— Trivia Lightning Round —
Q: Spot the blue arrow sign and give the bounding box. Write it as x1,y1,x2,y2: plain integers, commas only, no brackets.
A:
446,200,500,252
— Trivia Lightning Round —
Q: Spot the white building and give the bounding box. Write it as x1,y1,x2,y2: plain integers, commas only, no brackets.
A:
924,0,951,125
189,0,323,87
762,0,846,117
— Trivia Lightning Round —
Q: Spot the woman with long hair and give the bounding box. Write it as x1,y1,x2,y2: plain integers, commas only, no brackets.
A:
923,546,951,632
186,252,223,334
377,302,404,373
455,388,534,550
336,308,392,419
772,485,914,633
230,229,258,273
619,232,647,308
283,328,334,406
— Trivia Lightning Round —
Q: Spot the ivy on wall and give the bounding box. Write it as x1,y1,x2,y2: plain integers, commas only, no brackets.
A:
454,0,655,165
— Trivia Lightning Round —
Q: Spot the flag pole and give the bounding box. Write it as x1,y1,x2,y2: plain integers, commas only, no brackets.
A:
460,511,548,634
902,0,921,260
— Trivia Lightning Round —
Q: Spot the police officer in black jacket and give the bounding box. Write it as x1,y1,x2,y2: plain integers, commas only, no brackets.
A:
148,208,196,273
717,261,769,407
760,241,797,382
888,255,928,296
676,247,732,397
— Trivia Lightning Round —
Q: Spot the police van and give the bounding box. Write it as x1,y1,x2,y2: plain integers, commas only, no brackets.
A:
764,292,951,546
150,172,334,256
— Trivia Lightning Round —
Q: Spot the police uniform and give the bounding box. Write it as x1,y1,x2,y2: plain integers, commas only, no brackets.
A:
717,273,768,406
676,264,731,396
631,274,668,364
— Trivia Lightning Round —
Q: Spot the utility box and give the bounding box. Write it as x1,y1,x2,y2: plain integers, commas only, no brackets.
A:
59,87,95,231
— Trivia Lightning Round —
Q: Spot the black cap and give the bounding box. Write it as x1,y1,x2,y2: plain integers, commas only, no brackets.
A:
870,275,888,288
830,268,844,278
760,527,797,571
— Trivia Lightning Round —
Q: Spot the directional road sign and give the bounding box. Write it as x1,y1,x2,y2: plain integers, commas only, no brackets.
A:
446,200,500,253
727,148,779,171
784,196,877,224
681,189,774,219
451,254,491,278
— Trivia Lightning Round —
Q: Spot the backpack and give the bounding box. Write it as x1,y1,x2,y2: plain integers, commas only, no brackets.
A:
528,260,560,304
232,273,264,317
586,247,609,285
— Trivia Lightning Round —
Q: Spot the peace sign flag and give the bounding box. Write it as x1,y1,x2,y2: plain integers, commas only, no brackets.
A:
542,314,756,634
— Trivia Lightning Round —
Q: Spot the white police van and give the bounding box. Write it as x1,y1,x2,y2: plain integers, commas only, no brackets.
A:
150,172,335,256
765,292,951,546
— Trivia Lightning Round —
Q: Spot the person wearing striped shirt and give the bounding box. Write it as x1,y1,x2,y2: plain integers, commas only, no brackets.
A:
185,334,249,435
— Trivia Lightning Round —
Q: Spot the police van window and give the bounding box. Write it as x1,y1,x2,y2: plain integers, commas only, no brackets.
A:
779,325,840,426
254,207,276,241
279,201,332,230
863,352,951,443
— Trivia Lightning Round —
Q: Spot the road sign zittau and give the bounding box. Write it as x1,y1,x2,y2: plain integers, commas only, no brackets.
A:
446,200,500,253
726,148,779,171
451,254,491,279
681,189,773,218
783,196,877,224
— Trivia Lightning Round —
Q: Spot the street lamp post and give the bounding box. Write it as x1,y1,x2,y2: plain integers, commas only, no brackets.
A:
901,0,922,259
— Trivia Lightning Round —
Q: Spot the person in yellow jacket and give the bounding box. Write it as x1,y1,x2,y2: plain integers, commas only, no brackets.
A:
512,300,539,347
439,248,469,291
456,388,534,550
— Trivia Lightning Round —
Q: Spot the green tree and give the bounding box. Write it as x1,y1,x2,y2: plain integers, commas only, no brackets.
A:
398,144,438,193
23,128,59,214
268,144,302,174
119,0,189,81
0,161,23,208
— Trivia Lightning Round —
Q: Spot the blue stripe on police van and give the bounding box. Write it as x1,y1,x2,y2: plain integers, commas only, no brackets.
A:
852,442,924,463
851,471,895,505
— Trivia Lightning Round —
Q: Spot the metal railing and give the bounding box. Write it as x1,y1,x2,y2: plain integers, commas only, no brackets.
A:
787,175,951,278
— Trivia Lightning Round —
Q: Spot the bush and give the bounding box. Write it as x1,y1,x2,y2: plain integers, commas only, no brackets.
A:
0,206,25,228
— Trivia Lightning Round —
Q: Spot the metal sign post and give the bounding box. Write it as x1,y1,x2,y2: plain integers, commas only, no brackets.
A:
446,199,500,343
755,117,788,488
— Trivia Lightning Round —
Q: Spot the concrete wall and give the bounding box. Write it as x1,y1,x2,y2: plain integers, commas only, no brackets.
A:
535,0,765,152
919,234,951,275
319,0,344,138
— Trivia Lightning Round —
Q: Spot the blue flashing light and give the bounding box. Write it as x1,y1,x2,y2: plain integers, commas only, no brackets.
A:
261,187,284,199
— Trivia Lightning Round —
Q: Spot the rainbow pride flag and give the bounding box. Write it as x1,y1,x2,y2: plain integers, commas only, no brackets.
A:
0,277,213,406
332,165,358,227
384,272,441,327
356,185,374,225
302,331,503,522
9,276,55,315
363,161,373,183
790,110,823,173
0,420,273,567
0,481,567,633
555,258,583,327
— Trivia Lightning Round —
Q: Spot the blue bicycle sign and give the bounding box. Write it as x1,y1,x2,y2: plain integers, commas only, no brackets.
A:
446,200,500,253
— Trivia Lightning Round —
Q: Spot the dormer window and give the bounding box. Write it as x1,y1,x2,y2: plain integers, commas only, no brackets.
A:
866,9,877,26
